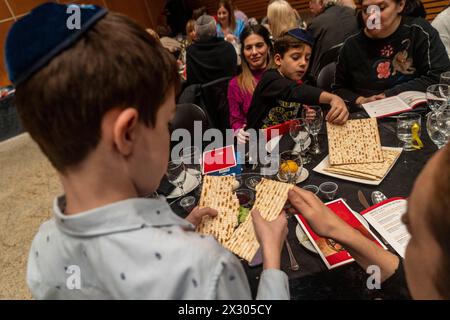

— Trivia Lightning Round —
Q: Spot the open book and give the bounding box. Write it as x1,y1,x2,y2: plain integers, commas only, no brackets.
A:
362,91,426,118
360,197,410,258
295,199,386,269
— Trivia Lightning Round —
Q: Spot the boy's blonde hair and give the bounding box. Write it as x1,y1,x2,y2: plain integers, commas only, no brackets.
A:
267,0,299,39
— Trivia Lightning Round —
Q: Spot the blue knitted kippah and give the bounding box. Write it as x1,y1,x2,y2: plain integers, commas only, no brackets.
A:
286,28,315,47
5,2,107,85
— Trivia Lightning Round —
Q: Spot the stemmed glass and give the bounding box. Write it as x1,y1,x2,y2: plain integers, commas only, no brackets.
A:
179,146,202,184
289,118,311,164
426,112,447,149
166,161,187,196
426,84,450,113
302,106,324,155
436,108,450,144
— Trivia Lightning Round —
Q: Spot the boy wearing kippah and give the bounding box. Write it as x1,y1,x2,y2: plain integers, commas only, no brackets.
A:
6,3,289,299
246,28,349,130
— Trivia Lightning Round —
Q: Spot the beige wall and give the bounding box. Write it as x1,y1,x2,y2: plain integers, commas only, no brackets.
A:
0,0,167,86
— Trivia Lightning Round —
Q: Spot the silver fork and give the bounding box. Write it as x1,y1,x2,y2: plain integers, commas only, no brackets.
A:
285,240,300,271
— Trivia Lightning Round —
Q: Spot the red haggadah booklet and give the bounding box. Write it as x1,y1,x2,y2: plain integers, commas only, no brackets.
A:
294,199,386,269
202,145,237,175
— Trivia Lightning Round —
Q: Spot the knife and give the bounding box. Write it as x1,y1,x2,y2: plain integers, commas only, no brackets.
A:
358,190,370,209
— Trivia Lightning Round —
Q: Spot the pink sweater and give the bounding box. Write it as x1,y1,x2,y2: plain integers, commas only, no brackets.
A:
227,69,265,132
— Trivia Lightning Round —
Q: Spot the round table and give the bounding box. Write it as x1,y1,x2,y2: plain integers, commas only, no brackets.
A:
170,111,438,299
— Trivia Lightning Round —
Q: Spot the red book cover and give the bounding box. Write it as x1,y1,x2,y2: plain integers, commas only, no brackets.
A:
202,145,237,175
294,199,386,269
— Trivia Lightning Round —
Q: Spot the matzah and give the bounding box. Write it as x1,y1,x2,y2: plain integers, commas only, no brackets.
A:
224,179,293,261
327,119,383,165
324,148,401,180
196,176,240,244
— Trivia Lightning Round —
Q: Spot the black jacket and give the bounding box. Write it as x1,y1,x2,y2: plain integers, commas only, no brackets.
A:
307,5,359,81
333,16,450,106
186,37,237,85
246,69,324,130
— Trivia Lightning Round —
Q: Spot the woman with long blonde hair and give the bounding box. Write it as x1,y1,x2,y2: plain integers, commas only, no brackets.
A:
267,0,301,39
227,25,273,143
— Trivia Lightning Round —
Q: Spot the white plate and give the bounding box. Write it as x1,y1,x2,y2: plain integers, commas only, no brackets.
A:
265,135,312,154
295,209,370,254
312,147,402,186
277,168,309,184
166,169,200,199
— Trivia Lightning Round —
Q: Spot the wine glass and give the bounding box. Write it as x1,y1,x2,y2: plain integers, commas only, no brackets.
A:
426,84,450,113
289,118,311,164
166,161,187,196
180,146,202,184
302,106,324,155
278,151,303,184
426,112,447,149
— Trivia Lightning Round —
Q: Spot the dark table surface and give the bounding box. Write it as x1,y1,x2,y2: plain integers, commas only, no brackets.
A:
169,111,438,300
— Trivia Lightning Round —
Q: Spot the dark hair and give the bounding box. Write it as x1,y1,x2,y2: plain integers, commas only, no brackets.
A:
359,0,425,17
428,146,450,299
14,13,180,172
238,24,273,93
274,32,310,57
218,0,236,31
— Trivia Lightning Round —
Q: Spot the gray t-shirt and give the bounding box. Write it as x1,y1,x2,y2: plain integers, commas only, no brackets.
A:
27,196,289,300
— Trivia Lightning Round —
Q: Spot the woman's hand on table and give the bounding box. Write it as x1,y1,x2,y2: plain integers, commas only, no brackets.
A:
185,206,218,227
251,209,288,270
327,95,349,125
288,187,352,242
235,125,250,144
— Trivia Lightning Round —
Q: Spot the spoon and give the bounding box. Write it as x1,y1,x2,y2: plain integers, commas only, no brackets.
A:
371,191,388,205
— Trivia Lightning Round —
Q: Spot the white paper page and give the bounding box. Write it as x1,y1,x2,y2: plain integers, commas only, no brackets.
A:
397,91,427,107
362,96,411,118
362,199,411,258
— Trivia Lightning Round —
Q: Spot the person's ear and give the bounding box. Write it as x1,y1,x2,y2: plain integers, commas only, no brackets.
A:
274,53,282,67
113,108,140,156
398,0,406,14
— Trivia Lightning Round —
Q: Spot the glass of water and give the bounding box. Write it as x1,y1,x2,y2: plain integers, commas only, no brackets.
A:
426,84,450,113
397,113,421,151
289,118,311,164
440,71,450,85
302,106,324,155
426,112,447,149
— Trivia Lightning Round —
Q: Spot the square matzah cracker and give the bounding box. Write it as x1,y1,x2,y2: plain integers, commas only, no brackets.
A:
327,118,383,165
196,176,240,244
224,179,293,261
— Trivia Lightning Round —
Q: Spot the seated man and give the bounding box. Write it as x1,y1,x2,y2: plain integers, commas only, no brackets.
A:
186,15,238,85
288,145,450,299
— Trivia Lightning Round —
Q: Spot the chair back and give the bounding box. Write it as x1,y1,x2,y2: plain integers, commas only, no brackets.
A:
316,62,337,92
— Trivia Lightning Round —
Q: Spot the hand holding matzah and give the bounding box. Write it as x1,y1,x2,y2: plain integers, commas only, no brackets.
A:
251,209,288,270
185,206,218,227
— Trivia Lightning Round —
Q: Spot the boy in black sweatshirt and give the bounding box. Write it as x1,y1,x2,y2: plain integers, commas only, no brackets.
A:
245,28,348,131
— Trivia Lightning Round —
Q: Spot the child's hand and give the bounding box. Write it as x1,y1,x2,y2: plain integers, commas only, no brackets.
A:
235,125,250,144
327,95,349,125
288,187,351,240
251,209,288,270
185,207,218,227
355,94,385,105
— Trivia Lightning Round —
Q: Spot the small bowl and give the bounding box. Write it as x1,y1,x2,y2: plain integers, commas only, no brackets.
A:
245,176,262,190
235,189,255,208
319,182,338,201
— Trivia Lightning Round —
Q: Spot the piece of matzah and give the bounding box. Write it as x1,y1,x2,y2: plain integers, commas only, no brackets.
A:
327,118,383,165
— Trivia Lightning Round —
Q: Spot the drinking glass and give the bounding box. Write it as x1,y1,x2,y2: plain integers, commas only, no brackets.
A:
278,151,303,184
396,113,422,151
167,161,187,196
426,112,447,149
436,108,450,144
180,146,202,183
302,106,324,155
440,71,450,85
426,84,450,113
180,196,196,213
289,118,311,164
